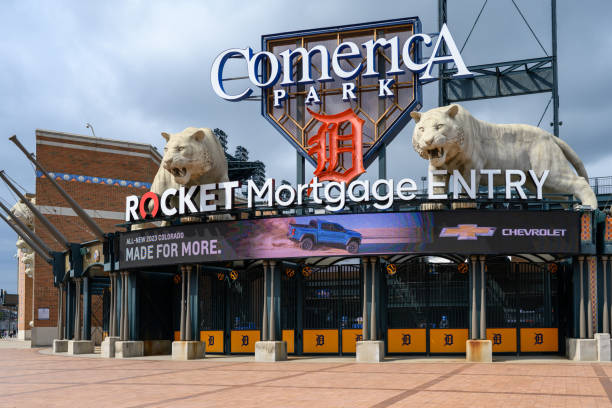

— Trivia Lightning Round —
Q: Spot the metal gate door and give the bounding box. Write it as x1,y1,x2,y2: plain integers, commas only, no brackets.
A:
228,268,263,353
199,271,226,353
301,265,362,354
386,261,469,354
486,261,563,354
281,266,298,353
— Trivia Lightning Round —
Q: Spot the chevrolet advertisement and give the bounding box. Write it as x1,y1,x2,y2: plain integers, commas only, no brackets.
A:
119,210,580,268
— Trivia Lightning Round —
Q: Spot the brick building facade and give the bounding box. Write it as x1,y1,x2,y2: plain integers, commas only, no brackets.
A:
20,129,161,345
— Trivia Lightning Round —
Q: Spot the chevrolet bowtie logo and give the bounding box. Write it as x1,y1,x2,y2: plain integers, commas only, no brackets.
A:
440,224,496,240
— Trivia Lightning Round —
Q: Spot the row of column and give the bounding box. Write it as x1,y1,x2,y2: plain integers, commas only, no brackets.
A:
56,271,130,342
107,271,130,340
57,277,92,341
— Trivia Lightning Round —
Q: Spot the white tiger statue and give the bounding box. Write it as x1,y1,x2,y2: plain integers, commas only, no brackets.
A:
134,127,230,228
410,104,598,208
153,127,229,191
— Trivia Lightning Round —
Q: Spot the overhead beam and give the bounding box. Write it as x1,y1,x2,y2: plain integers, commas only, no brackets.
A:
441,58,553,103
10,135,106,240
0,170,70,248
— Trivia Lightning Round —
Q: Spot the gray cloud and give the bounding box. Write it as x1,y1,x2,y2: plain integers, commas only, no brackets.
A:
0,0,610,291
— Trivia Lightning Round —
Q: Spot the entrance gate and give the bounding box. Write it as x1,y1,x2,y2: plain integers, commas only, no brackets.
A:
299,265,362,354
486,261,565,354
198,267,264,354
386,261,469,354
196,259,565,356
386,260,565,355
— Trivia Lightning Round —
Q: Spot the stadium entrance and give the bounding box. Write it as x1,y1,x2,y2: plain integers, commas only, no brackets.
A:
187,255,568,356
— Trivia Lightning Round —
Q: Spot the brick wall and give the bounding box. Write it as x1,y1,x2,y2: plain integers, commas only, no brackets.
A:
24,130,160,330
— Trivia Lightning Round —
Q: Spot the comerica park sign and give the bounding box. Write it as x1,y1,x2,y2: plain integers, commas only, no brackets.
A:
210,17,474,169
125,169,550,222
211,23,471,104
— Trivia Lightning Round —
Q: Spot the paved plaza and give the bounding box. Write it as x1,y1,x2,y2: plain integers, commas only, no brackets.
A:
1,344,612,407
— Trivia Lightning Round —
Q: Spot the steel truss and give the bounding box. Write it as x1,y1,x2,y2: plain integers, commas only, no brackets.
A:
438,0,560,136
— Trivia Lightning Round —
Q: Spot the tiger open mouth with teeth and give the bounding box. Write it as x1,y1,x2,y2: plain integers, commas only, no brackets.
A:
171,167,187,178
165,165,191,184
425,147,446,164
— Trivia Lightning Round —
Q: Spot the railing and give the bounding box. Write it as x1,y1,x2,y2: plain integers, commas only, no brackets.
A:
590,177,612,196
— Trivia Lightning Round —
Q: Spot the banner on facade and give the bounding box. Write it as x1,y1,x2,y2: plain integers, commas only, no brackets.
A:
118,210,579,268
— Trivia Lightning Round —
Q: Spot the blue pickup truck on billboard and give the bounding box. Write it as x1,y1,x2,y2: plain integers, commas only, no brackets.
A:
287,220,362,253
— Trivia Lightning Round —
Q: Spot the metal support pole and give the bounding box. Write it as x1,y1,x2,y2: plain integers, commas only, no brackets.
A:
362,258,369,341
81,276,91,340
83,276,90,341
0,171,69,248
65,282,71,339
603,256,609,334
114,273,120,337
479,256,486,340
9,135,106,240
587,257,594,339
124,271,130,341
121,272,127,341
551,0,559,137
186,266,192,341
579,256,586,339
370,257,377,341
269,261,276,342
180,266,186,341
115,273,120,337
262,261,269,341
438,0,448,107
378,146,386,196
0,201,52,255
0,214,52,264
470,256,478,340
109,273,115,337
296,45,306,189
57,284,63,340
119,273,123,340
74,278,81,341
609,257,612,336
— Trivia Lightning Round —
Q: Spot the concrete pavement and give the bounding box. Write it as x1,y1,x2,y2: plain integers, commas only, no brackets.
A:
0,347,611,407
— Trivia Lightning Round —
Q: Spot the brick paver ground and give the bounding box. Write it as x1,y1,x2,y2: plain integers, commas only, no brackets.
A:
1,346,612,407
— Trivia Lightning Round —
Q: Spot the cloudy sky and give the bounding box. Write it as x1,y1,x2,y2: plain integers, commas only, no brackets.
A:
0,0,610,292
